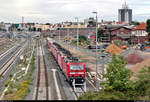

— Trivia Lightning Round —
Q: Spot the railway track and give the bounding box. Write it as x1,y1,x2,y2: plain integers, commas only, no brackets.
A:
36,39,100,100
46,40,97,100
0,46,16,60
72,86,86,99
48,49,86,100
0,40,26,61
0,41,27,77
34,39,49,100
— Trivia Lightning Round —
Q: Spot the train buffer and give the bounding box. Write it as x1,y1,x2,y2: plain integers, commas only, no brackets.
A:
72,79,86,93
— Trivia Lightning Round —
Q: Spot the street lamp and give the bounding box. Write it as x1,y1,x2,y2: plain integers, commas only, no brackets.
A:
75,17,79,54
67,28,70,50
59,26,60,41
92,11,99,92
100,48,105,89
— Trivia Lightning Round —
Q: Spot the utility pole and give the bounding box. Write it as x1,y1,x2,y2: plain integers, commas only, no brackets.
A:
59,25,61,41
101,48,105,89
67,28,70,50
22,16,24,33
92,11,99,92
75,17,79,54
138,35,140,44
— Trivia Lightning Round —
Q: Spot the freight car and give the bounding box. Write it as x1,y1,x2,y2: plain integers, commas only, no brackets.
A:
46,38,86,92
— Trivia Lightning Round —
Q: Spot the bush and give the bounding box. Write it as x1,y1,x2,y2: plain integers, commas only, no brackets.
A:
5,89,14,95
86,40,90,45
5,80,12,87
13,80,30,100
9,74,13,78
79,90,127,100
79,35,87,42
7,53,36,100
79,66,150,100
79,91,96,100
95,90,126,100
113,40,129,47
128,39,132,45
71,40,77,45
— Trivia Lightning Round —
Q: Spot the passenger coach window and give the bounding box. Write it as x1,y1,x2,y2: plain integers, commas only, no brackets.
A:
70,65,84,70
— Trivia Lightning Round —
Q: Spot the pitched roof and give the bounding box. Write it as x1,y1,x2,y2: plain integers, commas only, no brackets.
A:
135,22,147,30
117,21,123,24
111,26,132,31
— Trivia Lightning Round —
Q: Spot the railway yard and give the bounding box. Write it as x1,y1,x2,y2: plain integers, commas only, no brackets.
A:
0,32,150,100
0,32,96,100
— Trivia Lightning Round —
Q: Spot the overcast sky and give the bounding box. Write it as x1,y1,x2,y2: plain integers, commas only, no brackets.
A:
0,0,150,24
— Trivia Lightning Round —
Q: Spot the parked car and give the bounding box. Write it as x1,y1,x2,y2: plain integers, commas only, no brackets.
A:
140,44,145,51
88,45,102,49
88,44,109,49
102,44,109,49
52,34,57,36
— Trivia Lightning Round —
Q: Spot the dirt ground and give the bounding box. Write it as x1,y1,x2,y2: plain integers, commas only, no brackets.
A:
55,39,150,80
127,50,150,79
56,40,106,79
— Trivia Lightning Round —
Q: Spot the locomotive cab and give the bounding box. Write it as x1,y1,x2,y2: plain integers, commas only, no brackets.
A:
68,63,86,84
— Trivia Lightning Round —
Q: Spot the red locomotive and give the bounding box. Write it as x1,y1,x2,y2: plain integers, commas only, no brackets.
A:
46,38,86,91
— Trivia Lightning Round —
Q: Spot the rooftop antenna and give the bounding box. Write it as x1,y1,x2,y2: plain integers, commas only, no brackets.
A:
22,16,24,28
122,0,128,9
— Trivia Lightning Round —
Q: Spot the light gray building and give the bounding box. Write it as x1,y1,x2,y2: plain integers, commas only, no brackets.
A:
118,2,132,24
84,17,96,27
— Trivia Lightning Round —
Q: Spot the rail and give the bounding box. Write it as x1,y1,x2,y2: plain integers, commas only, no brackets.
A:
35,39,49,100
0,42,27,77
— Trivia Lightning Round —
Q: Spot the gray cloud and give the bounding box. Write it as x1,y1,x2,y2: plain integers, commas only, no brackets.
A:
0,0,149,23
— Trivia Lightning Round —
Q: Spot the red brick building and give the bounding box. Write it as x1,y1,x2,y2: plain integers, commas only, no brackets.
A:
110,26,132,42
132,22,148,44
103,23,149,44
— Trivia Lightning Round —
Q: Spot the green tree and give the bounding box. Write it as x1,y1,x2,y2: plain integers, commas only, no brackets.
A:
134,66,150,99
146,19,150,41
79,35,87,42
131,21,140,26
103,55,133,92
37,28,42,32
146,19,150,34
28,27,31,32
32,27,36,31
88,21,96,27
79,55,150,100
79,55,134,100
45,23,51,25
78,35,90,46
97,28,104,41
128,39,132,45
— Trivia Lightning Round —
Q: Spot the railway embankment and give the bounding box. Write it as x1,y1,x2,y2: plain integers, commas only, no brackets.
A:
0,40,36,100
